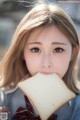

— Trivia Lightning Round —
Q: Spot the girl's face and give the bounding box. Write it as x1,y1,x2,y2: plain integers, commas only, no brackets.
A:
24,26,72,78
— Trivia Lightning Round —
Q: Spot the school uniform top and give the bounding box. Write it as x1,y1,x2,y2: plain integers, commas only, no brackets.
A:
0,87,80,120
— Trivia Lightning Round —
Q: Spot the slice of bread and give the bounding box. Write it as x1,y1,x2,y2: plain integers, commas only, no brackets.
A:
18,73,76,120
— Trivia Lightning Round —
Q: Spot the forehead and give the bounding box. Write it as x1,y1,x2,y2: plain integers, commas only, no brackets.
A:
27,25,70,44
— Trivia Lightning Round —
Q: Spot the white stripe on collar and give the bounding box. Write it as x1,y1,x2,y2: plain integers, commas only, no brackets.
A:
4,86,18,94
69,101,72,106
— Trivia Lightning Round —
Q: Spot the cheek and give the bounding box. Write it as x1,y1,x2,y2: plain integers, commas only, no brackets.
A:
57,60,70,78
53,53,71,78
24,54,41,76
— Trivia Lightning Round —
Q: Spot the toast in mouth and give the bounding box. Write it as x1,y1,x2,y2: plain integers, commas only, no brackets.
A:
18,73,76,120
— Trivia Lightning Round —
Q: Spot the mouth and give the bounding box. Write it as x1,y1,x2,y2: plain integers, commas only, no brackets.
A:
40,72,53,75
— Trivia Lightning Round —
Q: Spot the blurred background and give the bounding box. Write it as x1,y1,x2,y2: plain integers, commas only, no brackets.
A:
0,0,80,87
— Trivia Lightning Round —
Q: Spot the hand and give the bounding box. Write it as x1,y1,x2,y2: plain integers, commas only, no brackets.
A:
0,106,9,113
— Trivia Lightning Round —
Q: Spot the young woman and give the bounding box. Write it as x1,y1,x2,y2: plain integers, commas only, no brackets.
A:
0,3,80,120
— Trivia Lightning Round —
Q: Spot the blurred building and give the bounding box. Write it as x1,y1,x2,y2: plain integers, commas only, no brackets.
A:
0,0,80,46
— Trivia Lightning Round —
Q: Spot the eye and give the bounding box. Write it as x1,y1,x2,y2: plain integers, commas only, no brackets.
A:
30,47,41,53
53,47,64,53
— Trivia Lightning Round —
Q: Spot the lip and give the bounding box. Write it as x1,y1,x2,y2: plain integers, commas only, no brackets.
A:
40,72,53,75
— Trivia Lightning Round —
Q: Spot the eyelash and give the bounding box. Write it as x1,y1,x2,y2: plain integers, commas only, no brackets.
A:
30,47,64,53
53,47,64,53
30,47,41,53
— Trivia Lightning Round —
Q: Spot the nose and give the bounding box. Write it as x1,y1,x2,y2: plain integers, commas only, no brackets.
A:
42,53,53,68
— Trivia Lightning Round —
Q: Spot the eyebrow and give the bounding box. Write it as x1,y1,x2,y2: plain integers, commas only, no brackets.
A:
27,42,67,45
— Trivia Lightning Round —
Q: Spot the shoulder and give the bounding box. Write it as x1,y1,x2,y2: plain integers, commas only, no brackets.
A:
5,87,25,101
72,94,80,109
71,94,80,120
0,87,26,119
0,86,25,106
73,94,80,104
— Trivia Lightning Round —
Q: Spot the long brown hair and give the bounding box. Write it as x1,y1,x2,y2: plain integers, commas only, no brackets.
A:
0,3,79,93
